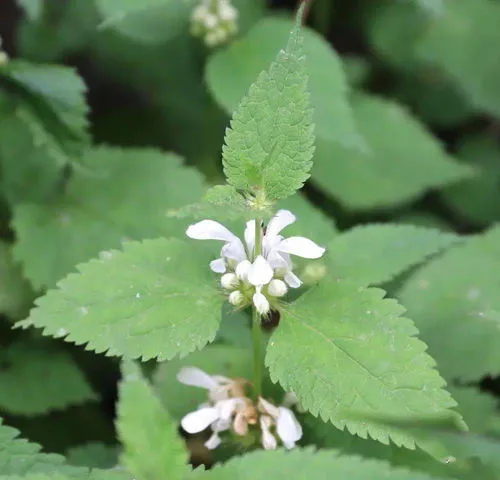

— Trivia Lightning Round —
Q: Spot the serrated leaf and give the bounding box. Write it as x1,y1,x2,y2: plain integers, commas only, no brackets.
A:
398,226,500,381
189,448,448,479
17,238,222,361
207,17,361,150
66,443,118,469
312,94,473,209
153,344,252,420
96,0,190,44
417,0,500,118
0,99,67,204
441,135,500,225
0,241,34,320
326,224,458,286
221,16,315,201
266,279,459,448
12,147,205,289
117,361,188,480
0,340,96,415
0,61,89,154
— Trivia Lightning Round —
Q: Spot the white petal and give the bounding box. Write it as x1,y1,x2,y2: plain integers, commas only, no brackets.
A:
217,398,244,423
235,260,252,281
266,210,296,238
244,220,256,253
181,407,219,434
253,290,270,315
267,250,292,271
260,415,277,450
268,279,287,297
277,407,303,444
283,440,296,449
258,397,280,419
284,271,302,288
222,239,247,262
247,256,273,286
204,432,221,450
210,258,226,273
177,367,218,390
278,237,326,259
282,391,299,408
186,220,237,242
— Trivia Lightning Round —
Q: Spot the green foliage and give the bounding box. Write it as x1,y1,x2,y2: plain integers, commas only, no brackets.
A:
116,361,188,480
0,340,96,415
154,344,252,420
17,238,223,361
207,17,361,150
266,279,460,448
189,448,447,479
398,226,500,381
66,443,119,469
417,0,500,117
12,147,205,288
221,16,315,201
312,94,473,209
326,224,458,285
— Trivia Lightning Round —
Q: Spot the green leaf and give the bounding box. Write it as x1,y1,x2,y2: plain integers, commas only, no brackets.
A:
17,238,222,361
0,61,89,154
221,16,315,201
312,94,473,209
153,344,252,420
326,224,459,286
0,241,34,320
0,340,97,415
266,279,459,448
66,443,119,469
189,448,448,479
96,0,190,44
0,100,67,204
12,147,205,289
398,226,500,381
207,17,362,150
117,361,188,480
16,0,43,21
417,0,500,118
442,135,500,225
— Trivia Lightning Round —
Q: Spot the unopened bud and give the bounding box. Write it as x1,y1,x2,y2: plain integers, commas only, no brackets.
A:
229,290,244,306
268,279,287,297
300,262,327,285
221,273,239,290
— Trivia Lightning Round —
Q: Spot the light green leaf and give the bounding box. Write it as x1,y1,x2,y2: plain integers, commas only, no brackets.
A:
398,226,500,381
12,147,205,289
442,135,500,225
153,344,252,420
312,94,473,209
207,17,361,150
266,279,459,447
0,340,96,415
0,241,34,320
17,238,223,361
66,443,119,469
0,60,89,154
326,224,459,286
189,448,448,479
417,0,500,118
0,100,67,204
96,0,190,44
221,16,315,201
117,361,188,480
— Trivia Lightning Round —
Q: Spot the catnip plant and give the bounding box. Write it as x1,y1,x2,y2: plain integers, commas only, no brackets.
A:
2,0,500,479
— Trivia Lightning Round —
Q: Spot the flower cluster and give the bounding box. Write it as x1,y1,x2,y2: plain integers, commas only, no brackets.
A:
178,367,303,450
0,38,8,66
186,210,326,315
190,0,238,47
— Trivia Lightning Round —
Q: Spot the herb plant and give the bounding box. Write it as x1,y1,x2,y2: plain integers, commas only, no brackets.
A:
0,1,500,479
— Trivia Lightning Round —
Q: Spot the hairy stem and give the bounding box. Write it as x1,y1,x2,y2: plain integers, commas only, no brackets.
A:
252,218,263,397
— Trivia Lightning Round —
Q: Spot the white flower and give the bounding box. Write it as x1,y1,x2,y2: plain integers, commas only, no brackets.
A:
221,272,239,290
268,279,287,297
189,0,238,47
258,397,303,449
177,366,233,403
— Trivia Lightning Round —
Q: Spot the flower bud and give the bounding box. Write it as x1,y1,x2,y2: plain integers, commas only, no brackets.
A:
228,290,244,306
268,279,287,297
221,273,239,290
253,291,270,315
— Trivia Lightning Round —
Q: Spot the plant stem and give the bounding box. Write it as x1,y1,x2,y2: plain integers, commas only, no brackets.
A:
252,218,263,397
